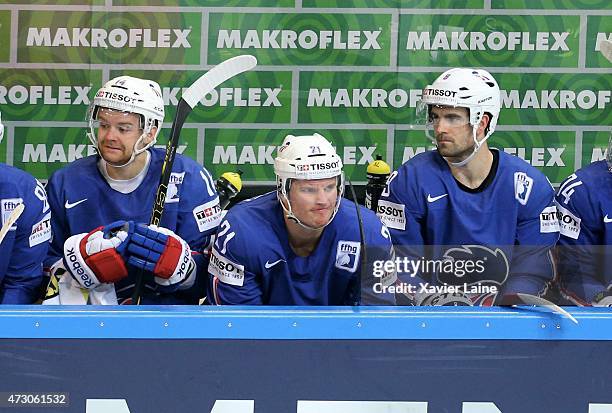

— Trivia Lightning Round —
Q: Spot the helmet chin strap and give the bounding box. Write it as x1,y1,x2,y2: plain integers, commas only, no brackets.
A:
446,130,486,168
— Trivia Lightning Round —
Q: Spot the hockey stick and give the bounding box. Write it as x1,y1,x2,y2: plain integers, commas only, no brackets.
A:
511,292,578,324
600,39,612,63
131,54,258,304
0,203,24,245
346,178,367,306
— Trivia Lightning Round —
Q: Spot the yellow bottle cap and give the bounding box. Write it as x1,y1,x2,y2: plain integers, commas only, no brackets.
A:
221,171,243,192
366,158,390,175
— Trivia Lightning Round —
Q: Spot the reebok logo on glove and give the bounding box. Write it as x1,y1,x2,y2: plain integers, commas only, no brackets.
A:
127,224,195,288
65,246,94,288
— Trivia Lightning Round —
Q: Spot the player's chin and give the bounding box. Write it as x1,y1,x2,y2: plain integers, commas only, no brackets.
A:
102,152,129,166
309,210,333,226
437,146,459,158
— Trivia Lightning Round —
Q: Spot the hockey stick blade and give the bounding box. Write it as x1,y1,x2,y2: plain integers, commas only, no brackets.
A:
600,39,612,63
512,292,578,324
182,55,257,109
132,55,257,304
0,203,24,245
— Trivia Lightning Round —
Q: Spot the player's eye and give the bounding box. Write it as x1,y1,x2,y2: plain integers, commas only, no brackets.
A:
447,115,465,125
117,125,136,134
299,186,317,194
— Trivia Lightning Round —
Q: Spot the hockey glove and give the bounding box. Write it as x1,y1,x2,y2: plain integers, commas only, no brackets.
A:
63,221,132,289
127,224,195,288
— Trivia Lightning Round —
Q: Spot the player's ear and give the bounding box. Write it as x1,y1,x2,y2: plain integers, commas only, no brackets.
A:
143,126,157,144
477,113,490,137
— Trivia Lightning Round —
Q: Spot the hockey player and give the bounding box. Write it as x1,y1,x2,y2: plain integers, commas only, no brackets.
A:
0,110,51,303
555,133,612,306
43,76,221,304
377,68,559,306
208,133,396,305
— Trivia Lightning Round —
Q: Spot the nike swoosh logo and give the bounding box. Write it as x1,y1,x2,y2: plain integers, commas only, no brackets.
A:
65,198,87,209
265,259,285,269
427,194,448,203
604,215,612,223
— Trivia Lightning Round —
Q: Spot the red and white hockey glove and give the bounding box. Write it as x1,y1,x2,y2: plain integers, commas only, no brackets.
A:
63,221,131,289
127,224,195,288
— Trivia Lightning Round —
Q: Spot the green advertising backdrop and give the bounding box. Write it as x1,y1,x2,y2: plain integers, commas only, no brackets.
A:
0,1,609,185
18,11,201,65
208,12,391,66
398,14,581,68
0,12,10,63
0,69,102,121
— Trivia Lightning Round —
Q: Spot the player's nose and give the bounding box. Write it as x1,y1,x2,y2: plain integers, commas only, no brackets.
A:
314,188,329,204
103,125,121,142
434,119,449,133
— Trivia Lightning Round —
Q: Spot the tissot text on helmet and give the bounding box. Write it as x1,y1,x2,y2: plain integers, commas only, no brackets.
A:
422,88,457,98
296,161,340,172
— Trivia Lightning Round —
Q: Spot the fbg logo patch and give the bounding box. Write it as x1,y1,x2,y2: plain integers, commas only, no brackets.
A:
1,198,23,230
335,241,360,273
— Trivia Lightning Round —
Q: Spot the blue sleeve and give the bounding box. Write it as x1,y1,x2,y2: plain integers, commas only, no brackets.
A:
554,172,605,303
377,166,428,290
207,214,262,305
501,176,559,299
44,172,69,270
175,164,221,253
0,178,50,304
169,164,221,303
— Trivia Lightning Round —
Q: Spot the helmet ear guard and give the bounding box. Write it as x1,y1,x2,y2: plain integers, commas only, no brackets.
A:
274,133,345,230
87,76,165,168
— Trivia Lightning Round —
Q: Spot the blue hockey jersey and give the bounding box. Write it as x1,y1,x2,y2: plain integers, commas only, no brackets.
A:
378,149,559,305
555,160,612,304
208,191,396,306
0,164,50,303
45,148,221,304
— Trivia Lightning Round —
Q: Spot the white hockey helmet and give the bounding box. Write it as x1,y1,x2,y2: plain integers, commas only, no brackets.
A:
0,111,4,145
87,76,165,167
416,68,501,167
274,133,344,230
